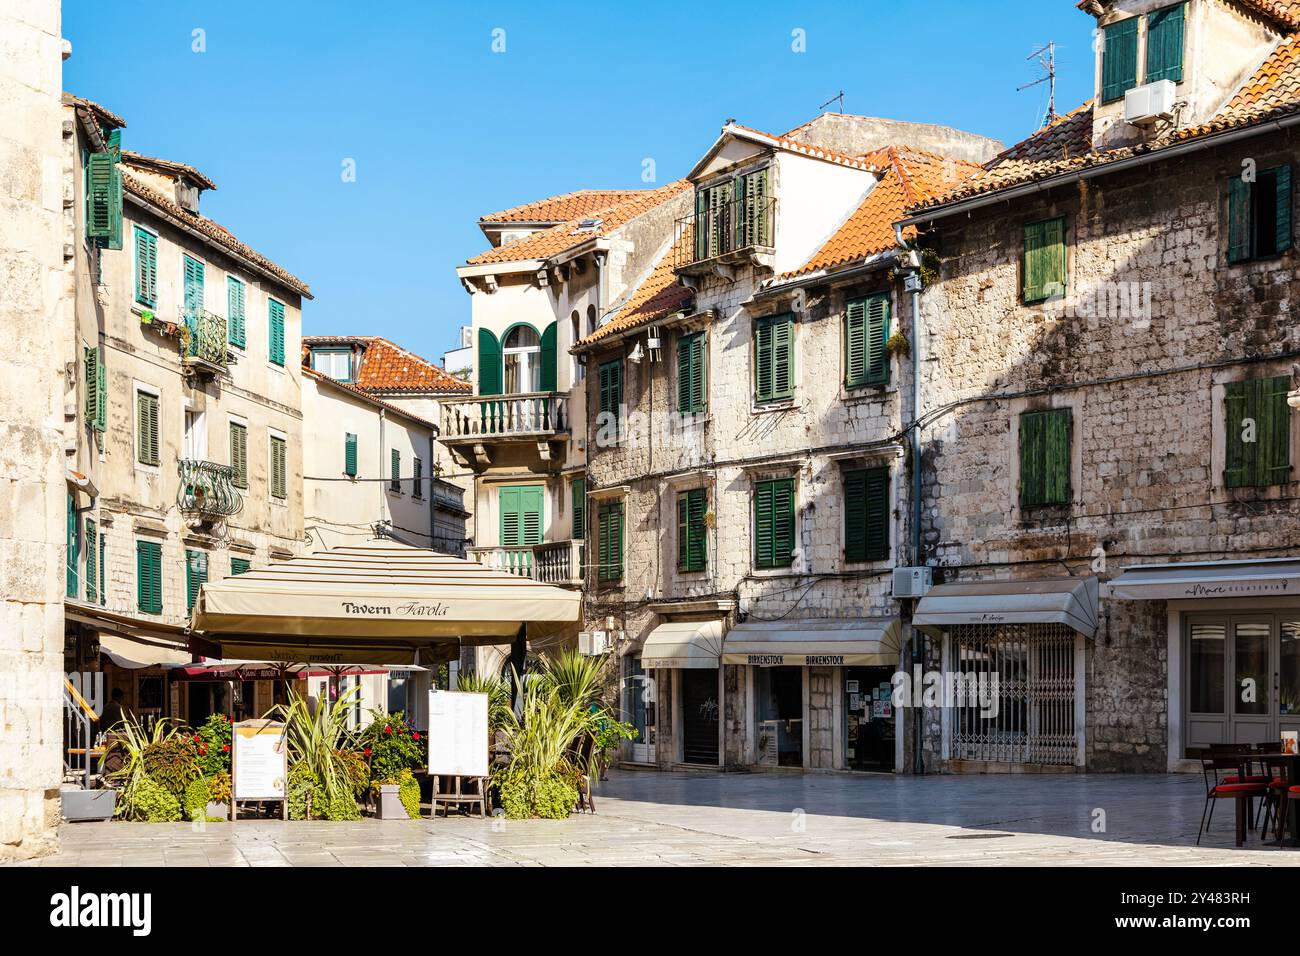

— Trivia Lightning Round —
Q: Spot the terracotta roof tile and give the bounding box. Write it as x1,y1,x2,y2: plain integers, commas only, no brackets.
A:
303,335,471,393
480,189,648,224
62,92,125,129
783,147,981,278
465,181,691,266
1078,0,1300,29
575,229,695,349
724,123,876,171
121,170,312,298
121,150,217,191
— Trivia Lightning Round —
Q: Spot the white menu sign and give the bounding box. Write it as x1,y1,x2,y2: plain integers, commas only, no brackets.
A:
232,719,288,800
426,690,489,777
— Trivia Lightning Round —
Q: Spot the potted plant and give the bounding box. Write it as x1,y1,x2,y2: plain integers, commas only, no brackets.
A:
359,711,424,819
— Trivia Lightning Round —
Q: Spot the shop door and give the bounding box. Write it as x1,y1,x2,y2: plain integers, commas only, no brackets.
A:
1186,614,1300,748
845,666,894,771
623,656,656,763
755,666,804,767
1230,618,1273,745
680,668,719,765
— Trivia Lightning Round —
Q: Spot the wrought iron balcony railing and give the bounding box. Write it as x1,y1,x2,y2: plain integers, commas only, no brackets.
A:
440,392,568,441
675,195,776,269
180,308,229,370
178,459,244,519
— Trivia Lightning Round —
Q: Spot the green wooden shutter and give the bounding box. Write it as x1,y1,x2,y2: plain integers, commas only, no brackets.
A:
183,255,205,316
599,360,623,438
83,346,98,425
1229,376,1293,488
227,277,246,348
694,188,708,260
95,352,107,432
1020,409,1071,506
66,494,78,598
230,557,251,576
1146,4,1186,84
344,432,358,477
413,457,423,498
754,478,796,569
1224,379,1251,488
742,167,770,247
571,478,586,539
98,531,106,606
1260,375,1292,486
185,549,207,613
862,294,891,386
844,467,890,563
845,299,866,387
539,321,558,392
677,488,707,572
268,300,285,365
106,152,123,251
500,486,543,548
1228,175,1253,264
598,502,624,581
390,449,401,492
1024,217,1067,304
678,332,705,413
86,152,116,242
271,436,287,498
1101,17,1139,103
230,423,248,488
1043,409,1072,504
136,540,162,614
1275,165,1293,255
85,520,98,604
755,314,795,402
478,329,502,395
499,486,521,547
134,227,157,307
137,391,159,466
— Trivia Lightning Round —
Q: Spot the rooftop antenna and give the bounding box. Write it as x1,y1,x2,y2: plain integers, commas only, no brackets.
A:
819,90,845,114
1018,42,1058,128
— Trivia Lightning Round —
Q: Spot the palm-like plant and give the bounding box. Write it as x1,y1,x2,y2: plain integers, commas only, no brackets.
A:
455,670,513,736
537,648,609,710
269,686,362,812
498,674,599,781
101,716,180,818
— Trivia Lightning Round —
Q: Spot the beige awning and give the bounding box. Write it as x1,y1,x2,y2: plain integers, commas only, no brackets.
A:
913,577,1099,638
99,633,191,669
723,618,901,666
641,619,724,670
1105,558,1300,602
192,538,581,666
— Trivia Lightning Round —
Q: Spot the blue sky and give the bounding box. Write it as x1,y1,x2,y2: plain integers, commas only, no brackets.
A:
63,0,1095,364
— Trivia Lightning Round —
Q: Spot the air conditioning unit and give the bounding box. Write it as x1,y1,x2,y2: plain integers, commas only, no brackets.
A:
892,566,933,600
1124,80,1176,126
578,630,609,656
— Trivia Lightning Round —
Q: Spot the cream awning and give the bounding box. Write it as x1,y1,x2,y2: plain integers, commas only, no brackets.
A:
192,538,581,666
913,577,1099,638
723,618,901,667
100,633,191,669
641,619,724,670
1105,558,1300,601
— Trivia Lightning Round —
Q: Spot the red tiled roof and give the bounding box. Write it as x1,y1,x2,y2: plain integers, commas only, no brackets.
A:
574,228,695,349
303,335,471,393
465,181,691,266
62,92,125,129
1078,0,1300,29
782,147,981,278
480,189,648,224
121,150,217,191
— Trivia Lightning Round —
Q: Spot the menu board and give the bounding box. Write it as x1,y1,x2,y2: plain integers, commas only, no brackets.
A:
426,691,489,777
232,720,288,801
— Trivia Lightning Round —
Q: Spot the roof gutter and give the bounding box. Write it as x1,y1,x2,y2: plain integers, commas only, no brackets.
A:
753,252,896,300
897,111,1300,229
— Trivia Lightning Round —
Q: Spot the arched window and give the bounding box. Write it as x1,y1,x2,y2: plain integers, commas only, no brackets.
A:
503,324,541,393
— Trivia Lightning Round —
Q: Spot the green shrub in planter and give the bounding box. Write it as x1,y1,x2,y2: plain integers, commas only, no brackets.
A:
397,769,421,819
359,711,423,785
498,771,578,820
288,762,362,821
182,776,211,820
192,714,232,776
131,776,182,822
142,739,199,800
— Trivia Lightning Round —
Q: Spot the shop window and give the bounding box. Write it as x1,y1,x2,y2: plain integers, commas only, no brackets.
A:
755,667,803,767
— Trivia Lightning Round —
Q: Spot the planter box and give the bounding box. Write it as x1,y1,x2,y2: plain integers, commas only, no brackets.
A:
62,788,117,822
377,784,407,820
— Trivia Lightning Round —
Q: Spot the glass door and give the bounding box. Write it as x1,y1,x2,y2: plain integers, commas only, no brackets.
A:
1230,619,1273,744
623,656,655,763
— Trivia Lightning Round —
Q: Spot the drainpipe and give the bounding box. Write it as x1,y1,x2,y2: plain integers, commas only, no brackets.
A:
378,408,387,534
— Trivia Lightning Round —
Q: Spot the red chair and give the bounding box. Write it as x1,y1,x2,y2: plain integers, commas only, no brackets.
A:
1198,757,1267,847
1257,757,1292,838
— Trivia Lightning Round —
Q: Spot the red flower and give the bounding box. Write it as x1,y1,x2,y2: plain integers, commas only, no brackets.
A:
200,745,208,753
412,732,420,741
193,735,201,743
384,725,392,735
222,744,230,753
363,747,372,757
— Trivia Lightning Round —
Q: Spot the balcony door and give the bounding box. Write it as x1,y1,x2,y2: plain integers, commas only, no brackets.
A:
183,408,206,461
498,485,543,576
503,325,541,394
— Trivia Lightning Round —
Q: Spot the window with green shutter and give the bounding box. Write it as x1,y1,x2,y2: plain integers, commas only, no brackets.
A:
677,332,706,414
736,166,771,249
268,299,286,366
84,346,106,432
229,422,248,488
136,540,162,614
1019,408,1072,508
183,255,205,316
185,549,208,613
227,277,246,348
500,486,544,549
478,329,503,396
598,360,624,440
571,478,586,540
844,467,890,563
1225,376,1293,488
270,436,287,499
85,519,98,604
754,477,796,569
1146,4,1186,84
136,390,159,466
134,227,157,307
1101,17,1139,103
390,449,401,493
677,488,707,572
1023,217,1068,305
98,531,106,606
85,149,122,250
230,557,251,576
413,457,423,499
66,494,78,598
1227,166,1292,264
344,432,358,478
845,294,890,388
754,313,795,403
598,501,624,582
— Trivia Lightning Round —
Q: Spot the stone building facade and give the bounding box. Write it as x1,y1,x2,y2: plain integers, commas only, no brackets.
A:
0,0,69,862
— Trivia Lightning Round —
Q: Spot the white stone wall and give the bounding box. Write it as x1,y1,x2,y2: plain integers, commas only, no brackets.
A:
0,0,67,862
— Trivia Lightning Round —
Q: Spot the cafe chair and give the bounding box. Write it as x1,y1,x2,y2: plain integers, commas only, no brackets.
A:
1198,757,1267,847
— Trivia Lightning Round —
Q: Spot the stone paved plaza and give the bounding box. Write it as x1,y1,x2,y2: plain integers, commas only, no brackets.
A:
12,769,1300,867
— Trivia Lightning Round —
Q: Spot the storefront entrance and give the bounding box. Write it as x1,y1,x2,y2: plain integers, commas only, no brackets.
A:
755,666,803,767
1185,612,1300,748
679,668,719,765
844,666,894,771
623,656,656,763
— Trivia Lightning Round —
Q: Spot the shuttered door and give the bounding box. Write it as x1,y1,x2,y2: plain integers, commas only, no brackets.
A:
85,520,98,604
1101,17,1139,102
183,256,204,316
230,423,248,488
500,486,543,576
478,329,502,395
1145,3,1185,84
66,494,78,598
539,321,558,392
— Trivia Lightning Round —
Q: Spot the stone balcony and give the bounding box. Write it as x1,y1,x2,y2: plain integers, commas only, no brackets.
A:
467,539,584,587
439,392,568,470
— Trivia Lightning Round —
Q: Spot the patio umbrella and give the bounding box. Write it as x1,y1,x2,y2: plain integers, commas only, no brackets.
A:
190,538,580,666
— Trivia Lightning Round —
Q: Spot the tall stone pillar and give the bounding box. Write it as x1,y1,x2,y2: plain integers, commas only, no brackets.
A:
0,0,68,862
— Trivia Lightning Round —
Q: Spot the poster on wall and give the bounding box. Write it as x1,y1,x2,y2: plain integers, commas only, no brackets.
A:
232,720,287,801
427,690,489,777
